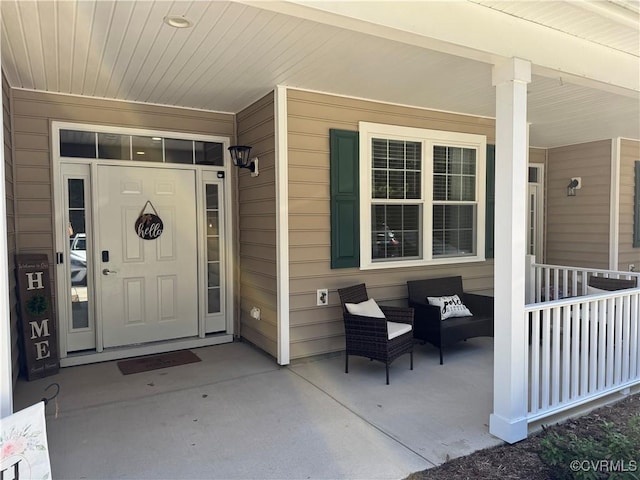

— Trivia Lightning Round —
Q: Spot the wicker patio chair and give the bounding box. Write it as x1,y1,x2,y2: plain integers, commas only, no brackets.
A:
407,276,494,365
337,283,414,385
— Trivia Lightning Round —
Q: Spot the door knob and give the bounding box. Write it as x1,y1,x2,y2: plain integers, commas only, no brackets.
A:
102,268,118,275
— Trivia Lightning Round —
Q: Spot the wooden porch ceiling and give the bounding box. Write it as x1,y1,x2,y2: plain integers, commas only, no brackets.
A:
1,0,638,148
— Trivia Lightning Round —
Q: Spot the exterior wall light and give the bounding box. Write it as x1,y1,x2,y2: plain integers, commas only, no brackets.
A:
567,178,580,196
228,145,259,177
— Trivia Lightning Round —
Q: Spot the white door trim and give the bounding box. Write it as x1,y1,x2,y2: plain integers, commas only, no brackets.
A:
528,163,545,262
51,121,235,363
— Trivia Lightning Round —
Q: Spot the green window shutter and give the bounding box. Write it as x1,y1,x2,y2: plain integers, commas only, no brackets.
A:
330,129,360,268
485,144,495,259
634,161,640,248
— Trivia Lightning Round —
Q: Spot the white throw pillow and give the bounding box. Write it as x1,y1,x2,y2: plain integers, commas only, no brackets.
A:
345,298,385,318
427,295,472,320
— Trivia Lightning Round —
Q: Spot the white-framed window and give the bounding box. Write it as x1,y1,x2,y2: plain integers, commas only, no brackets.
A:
359,122,486,269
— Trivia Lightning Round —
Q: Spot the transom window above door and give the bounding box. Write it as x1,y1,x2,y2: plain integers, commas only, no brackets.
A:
59,129,224,166
360,122,487,269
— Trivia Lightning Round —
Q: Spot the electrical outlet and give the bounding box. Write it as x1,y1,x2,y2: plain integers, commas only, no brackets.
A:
630,264,635,272
250,306,261,320
316,289,328,306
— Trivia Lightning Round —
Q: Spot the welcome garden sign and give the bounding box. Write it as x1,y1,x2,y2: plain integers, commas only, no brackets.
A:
16,254,59,380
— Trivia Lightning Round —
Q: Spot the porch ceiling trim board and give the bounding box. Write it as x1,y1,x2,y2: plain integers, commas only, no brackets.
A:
245,0,639,94
275,85,290,365
489,57,531,444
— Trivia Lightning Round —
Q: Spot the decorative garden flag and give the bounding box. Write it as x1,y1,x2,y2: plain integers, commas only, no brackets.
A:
0,402,52,480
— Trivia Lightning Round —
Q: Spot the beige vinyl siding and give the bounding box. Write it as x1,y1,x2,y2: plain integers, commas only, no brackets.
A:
3,72,19,384
618,139,640,271
546,140,612,269
11,89,235,353
287,89,496,359
236,92,277,358
529,148,546,165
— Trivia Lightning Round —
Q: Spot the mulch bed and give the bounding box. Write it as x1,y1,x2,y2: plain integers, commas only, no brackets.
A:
406,393,640,480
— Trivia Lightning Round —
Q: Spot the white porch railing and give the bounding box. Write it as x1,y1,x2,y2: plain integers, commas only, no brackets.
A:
524,261,640,422
525,256,640,304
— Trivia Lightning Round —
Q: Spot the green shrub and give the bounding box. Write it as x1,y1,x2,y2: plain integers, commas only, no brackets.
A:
539,415,640,480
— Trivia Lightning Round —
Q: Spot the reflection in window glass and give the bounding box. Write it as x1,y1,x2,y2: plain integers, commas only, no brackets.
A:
98,133,130,160
206,185,218,208
165,138,193,164
207,263,220,285
195,142,224,166
60,130,96,158
68,179,86,235
206,184,221,314
60,129,227,167
433,146,476,202
69,211,86,236
365,125,485,266
132,136,163,162
208,289,221,314
68,178,89,330
68,179,85,208
371,204,420,260
432,145,477,258
432,205,476,257
207,212,219,235
372,138,421,200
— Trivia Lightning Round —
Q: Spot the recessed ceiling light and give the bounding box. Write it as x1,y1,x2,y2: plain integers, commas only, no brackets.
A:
163,15,193,29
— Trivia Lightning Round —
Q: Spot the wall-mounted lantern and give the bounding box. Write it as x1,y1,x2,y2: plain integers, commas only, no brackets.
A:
228,145,259,177
567,178,580,196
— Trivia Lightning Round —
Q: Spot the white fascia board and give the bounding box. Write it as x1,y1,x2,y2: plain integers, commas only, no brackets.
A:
241,0,639,95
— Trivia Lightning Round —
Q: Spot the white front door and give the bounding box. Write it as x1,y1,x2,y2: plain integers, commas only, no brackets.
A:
97,165,198,348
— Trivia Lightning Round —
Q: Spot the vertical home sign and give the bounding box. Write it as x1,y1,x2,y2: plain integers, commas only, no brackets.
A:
16,254,59,380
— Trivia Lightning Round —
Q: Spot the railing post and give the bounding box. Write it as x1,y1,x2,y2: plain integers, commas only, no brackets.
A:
525,255,535,304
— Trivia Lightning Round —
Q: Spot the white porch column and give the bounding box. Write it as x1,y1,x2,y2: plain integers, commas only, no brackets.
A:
489,57,531,443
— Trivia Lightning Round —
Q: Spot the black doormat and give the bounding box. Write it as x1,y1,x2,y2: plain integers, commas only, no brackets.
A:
117,350,201,375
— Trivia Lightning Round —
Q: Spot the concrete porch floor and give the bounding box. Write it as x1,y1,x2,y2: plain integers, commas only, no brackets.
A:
12,337,502,480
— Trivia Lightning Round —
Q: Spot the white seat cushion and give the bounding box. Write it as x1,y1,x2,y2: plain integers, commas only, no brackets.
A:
387,321,412,340
587,285,608,295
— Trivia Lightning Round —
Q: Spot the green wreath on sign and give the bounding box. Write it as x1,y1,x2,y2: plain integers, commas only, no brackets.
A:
26,295,48,316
